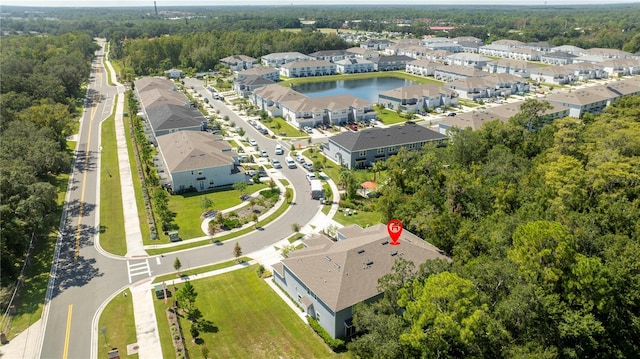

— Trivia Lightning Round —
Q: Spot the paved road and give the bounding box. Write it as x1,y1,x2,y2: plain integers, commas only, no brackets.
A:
40,41,129,359
38,45,325,359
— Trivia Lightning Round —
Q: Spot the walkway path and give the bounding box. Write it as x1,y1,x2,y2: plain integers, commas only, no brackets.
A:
103,51,146,259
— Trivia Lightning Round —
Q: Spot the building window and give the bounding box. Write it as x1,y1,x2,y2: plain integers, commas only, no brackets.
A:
345,319,356,337
358,150,366,157
407,143,416,149
198,170,203,175
376,148,384,154
209,179,214,187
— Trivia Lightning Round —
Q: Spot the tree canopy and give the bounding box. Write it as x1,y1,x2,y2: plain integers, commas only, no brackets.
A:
349,96,640,358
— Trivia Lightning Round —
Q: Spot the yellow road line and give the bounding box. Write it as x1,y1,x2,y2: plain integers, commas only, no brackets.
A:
62,304,73,359
74,70,102,262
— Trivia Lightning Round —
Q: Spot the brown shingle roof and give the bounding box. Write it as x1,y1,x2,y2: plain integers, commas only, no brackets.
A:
156,132,236,172
281,224,449,311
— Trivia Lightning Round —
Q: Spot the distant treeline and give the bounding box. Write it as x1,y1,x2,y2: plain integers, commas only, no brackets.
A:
1,4,639,53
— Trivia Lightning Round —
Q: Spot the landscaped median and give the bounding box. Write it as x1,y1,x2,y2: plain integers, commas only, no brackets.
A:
145,185,294,256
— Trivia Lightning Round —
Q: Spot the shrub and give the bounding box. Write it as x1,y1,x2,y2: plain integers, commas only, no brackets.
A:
222,217,241,230
307,316,345,351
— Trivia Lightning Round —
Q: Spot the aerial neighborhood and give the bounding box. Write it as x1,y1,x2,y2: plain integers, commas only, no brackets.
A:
2,4,640,359
120,29,640,341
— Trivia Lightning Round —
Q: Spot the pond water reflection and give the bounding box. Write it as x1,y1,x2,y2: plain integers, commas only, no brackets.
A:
292,77,418,103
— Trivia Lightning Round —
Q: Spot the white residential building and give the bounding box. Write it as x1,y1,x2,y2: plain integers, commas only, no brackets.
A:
279,60,337,78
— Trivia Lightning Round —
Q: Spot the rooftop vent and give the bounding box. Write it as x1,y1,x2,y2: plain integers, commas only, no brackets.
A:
365,260,374,266
391,251,398,256
381,241,389,245
325,256,331,262
357,249,365,254
334,263,341,269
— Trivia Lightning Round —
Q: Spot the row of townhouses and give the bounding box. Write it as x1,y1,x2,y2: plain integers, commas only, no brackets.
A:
226,45,639,106
134,77,245,193
439,77,640,135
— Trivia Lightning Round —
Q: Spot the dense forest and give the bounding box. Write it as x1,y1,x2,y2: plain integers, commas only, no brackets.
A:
0,32,97,288
348,98,640,358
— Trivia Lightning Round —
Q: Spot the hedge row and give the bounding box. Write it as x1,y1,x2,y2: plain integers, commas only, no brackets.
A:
307,316,345,352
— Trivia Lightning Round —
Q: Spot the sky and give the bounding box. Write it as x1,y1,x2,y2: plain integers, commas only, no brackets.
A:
1,0,639,7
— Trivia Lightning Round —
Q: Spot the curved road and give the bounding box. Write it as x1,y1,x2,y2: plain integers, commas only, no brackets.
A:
39,42,324,358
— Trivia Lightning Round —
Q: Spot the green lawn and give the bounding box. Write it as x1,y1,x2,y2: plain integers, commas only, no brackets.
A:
99,105,128,256
154,266,343,358
146,187,293,256
162,183,268,241
151,257,250,284
333,208,383,228
375,107,411,125
98,289,138,359
268,117,307,137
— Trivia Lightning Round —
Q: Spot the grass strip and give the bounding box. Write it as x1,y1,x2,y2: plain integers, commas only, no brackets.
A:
97,288,138,359
151,257,250,284
99,102,127,256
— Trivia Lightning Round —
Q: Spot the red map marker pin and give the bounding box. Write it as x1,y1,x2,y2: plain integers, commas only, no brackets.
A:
387,219,402,246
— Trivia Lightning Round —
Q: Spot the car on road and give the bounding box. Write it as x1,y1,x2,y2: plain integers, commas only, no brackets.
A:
296,154,305,163
306,173,317,182
285,156,297,169
274,144,284,155
248,138,257,146
304,126,313,133
447,112,457,117
271,158,282,168
303,162,313,171
261,150,269,157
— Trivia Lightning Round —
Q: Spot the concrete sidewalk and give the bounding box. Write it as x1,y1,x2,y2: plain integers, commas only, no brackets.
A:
0,319,43,359
98,45,146,259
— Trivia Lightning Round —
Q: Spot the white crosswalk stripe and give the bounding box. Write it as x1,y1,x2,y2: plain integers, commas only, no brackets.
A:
127,259,151,283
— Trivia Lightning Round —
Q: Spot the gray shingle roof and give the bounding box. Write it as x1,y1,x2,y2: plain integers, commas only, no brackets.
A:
146,104,206,132
330,123,446,152
281,224,449,312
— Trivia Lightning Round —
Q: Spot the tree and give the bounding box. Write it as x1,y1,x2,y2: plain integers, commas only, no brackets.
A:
233,180,248,199
175,280,197,315
173,257,183,276
207,221,217,238
233,242,242,262
200,196,213,211
291,222,301,233
371,160,385,182
508,221,576,289
399,271,488,358
284,188,292,203
252,213,259,229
